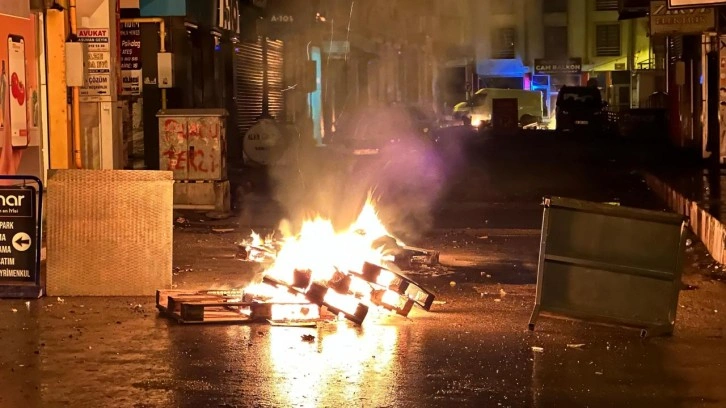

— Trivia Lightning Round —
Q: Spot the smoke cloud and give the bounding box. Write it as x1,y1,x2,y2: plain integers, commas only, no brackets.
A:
265,106,451,243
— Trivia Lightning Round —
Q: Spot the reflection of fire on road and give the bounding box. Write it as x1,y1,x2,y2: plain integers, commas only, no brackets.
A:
269,323,399,406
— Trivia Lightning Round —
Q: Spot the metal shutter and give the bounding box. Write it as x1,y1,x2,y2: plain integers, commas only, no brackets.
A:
266,39,285,120
233,37,285,138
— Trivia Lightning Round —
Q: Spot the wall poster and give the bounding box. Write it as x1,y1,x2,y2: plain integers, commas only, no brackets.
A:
0,12,40,179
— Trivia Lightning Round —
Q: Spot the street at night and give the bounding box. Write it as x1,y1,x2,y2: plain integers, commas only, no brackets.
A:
2,132,726,408
3,0,726,407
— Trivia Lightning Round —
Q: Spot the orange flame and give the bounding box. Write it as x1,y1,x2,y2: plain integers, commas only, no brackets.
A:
263,194,401,286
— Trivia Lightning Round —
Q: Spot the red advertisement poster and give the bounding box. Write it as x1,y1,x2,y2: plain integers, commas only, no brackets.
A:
0,13,39,178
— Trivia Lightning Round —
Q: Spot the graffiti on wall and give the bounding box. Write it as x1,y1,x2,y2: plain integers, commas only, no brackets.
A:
0,13,39,178
159,116,223,179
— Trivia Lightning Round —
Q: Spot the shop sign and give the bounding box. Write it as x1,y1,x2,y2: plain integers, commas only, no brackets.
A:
651,1,715,35
87,51,111,74
0,184,40,296
140,0,186,16
80,74,112,99
322,41,349,58
120,22,142,96
260,0,313,38
77,28,110,52
243,118,283,166
668,0,725,8
218,0,240,34
534,58,582,75
78,28,113,102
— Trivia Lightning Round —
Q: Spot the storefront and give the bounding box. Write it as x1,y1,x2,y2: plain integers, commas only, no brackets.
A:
648,1,715,156
0,2,45,180
120,0,243,169
532,58,583,118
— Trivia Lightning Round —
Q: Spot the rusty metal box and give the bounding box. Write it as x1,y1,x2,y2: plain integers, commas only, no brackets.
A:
158,109,227,181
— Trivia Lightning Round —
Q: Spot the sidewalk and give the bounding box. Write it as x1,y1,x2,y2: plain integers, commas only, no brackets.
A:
643,164,726,264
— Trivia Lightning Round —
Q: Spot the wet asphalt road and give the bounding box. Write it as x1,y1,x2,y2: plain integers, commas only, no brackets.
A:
2,130,726,408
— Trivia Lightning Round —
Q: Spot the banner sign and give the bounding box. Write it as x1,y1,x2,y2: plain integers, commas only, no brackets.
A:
0,175,43,298
78,28,113,102
534,58,582,75
120,22,142,96
651,1,716,35
668,0,726,8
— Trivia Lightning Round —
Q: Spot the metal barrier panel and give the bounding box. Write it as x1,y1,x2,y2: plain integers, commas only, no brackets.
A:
528,197,686,337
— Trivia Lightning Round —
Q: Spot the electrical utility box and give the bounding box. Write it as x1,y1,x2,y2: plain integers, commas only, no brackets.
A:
157,109,229,213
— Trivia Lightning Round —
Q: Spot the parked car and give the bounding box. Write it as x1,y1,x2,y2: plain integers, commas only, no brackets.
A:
555,86,607,133
331,105,436,155
453,88,544,130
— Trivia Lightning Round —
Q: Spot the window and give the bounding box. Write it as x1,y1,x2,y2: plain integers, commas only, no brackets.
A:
595,24,621,56
544,26,568,59
492,27,516,59
543,0,568,13
595,0,618,11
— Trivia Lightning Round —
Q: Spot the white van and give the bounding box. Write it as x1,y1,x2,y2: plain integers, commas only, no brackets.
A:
453,88,544,129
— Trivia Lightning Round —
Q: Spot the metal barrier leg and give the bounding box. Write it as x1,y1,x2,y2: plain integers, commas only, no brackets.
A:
528,306,541,331
640,323,674,339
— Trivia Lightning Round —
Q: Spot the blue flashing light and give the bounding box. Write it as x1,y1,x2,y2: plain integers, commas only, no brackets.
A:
476,58,528,77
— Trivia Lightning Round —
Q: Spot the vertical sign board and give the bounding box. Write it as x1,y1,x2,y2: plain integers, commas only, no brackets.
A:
120,22,142,96
0,182,41,298
77,28,113,102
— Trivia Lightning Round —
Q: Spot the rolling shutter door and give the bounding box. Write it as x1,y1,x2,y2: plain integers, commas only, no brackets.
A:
233,37,285,138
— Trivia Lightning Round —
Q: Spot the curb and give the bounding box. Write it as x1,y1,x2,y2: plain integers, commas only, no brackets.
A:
643,172,726,264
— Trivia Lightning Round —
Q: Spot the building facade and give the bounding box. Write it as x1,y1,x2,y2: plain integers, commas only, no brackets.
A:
474,0,653,116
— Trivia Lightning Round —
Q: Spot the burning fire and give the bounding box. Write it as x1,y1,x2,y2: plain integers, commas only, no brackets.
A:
240,193,434,324
264,196,400,285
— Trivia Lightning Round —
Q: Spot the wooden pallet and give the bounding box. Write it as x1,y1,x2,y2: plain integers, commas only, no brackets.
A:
156,289,320,325
354,262,436,311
